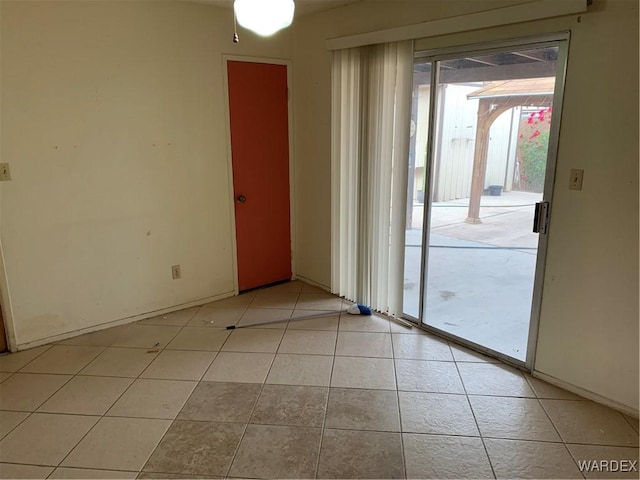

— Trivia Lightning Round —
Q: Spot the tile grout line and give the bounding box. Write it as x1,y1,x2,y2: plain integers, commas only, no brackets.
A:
231,289,288,330
452,352,498,480
0,348,57,440
295,284,329,480
50,307,199,476
0,411,34,446
138,305,227,382
62,306,202,478
0,346,105,472
3,289,312,478
390,321,408,480
0,345,84,469
8,294,508,476
534,389,587,479
0,461,138,476
11,408,636,449
134,310,197,379
139,300,249,478
219,284,302,479
6,284,635,478
12,345,106,381
312,298,341,480
0,372,14,385
0,344,54,372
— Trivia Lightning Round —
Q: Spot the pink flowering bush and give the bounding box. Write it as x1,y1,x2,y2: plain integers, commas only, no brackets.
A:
517,107,552,192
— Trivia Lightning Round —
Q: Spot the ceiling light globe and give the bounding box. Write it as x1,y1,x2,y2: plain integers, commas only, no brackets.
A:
234,0,295,36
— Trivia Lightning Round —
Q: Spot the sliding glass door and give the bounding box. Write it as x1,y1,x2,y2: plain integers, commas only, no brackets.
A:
402,36,568,366
403,61,432,320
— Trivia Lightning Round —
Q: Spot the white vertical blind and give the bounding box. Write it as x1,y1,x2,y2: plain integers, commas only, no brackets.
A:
331,41,412,315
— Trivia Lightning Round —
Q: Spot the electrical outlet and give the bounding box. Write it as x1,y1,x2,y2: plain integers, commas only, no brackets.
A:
0,163,11,181
569,168,584,190
171,265,182,280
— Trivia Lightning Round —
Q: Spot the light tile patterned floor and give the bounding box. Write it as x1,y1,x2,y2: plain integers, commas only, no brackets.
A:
0,281,638,479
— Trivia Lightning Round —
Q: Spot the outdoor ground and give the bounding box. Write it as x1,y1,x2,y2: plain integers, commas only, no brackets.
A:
403,191,542,361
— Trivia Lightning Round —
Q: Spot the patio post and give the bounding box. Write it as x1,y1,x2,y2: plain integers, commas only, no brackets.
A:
466,98,494,224
466,98,515,224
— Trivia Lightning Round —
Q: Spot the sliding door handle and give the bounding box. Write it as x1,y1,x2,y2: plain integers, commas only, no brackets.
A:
533,201,550,234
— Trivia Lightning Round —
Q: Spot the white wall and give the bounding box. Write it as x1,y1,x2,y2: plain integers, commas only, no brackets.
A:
0,1,292,347
531,0,638,414
292,0,638,412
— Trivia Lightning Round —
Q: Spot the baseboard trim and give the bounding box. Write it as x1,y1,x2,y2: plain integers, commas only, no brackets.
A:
13,291,235,351
533,370,639,419
294,274,331,293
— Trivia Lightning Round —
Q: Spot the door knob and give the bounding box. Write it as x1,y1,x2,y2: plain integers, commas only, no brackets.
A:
237,195,247,203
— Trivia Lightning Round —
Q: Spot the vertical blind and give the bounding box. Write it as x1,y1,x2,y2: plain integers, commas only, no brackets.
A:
331,41,413,315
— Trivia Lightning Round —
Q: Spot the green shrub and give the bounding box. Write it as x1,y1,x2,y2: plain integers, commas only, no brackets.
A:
519,130,549,192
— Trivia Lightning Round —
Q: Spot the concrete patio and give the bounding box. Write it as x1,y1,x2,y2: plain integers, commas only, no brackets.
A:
403,191,542,361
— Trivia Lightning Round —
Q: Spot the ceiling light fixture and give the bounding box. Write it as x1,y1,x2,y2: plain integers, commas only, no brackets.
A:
233,0,295,37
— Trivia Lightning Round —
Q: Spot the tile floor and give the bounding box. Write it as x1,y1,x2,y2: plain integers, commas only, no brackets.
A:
0,281,638,479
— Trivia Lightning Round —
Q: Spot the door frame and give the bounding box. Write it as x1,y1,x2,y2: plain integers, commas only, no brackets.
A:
405,32,570,370
0,237,16,352
222,55,296,295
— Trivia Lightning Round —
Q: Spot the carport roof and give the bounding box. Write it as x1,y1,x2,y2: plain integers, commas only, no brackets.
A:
467,77,555,99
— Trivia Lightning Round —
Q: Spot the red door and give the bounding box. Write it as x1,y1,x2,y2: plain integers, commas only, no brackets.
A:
227,61,292,291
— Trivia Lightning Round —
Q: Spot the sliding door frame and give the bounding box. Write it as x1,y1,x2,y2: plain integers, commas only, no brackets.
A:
404,32,571,370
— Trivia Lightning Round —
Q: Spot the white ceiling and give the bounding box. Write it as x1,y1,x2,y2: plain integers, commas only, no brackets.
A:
185,0,362,16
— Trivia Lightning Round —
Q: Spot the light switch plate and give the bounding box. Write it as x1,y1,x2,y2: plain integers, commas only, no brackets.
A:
0,163,11,181
569,168,584,190
171,265,182,280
